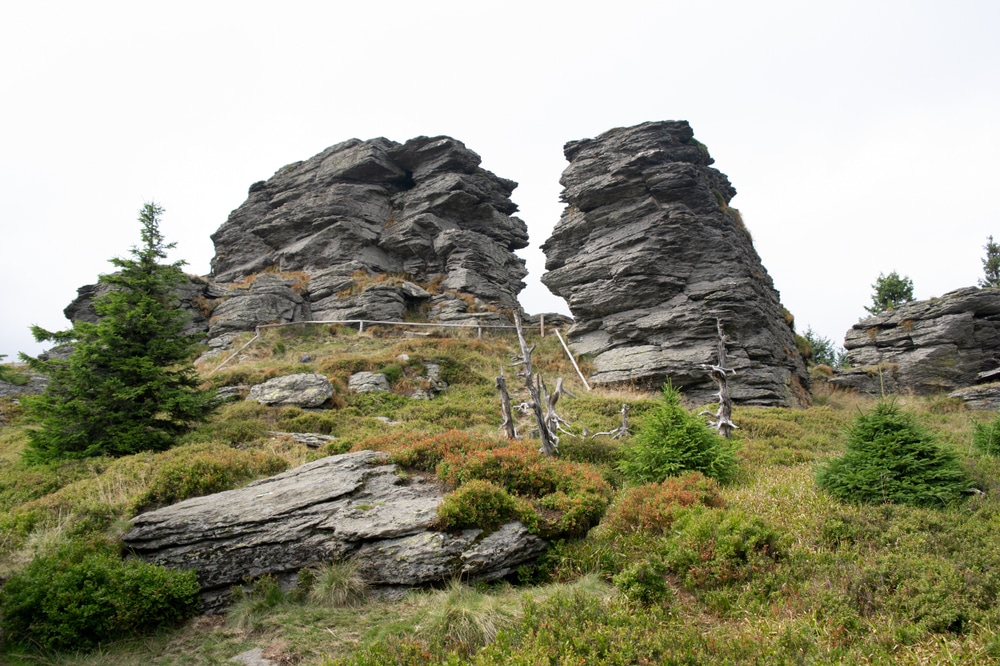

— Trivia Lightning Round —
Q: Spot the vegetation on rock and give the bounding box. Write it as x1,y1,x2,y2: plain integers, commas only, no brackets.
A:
865,270,915,315
980,234,1000,288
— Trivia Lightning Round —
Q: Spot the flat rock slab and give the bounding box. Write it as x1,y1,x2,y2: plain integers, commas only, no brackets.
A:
123,451,545,610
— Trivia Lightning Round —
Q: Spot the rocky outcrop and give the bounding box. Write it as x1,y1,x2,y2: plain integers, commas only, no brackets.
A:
207,273,310,338
541,121,809,407
122,451,547,610
63,274,215,338
830,287,1000,397
208,136,529,325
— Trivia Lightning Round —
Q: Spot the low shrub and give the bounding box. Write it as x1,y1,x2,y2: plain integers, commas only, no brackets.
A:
357,431,612,539
227,574,289,633
848,553,976,634
619,384,739,484
612,557,673,606
600,472,725,535
437,479,535,532
132,444,288,512
0,541,199,652
660,507,785,590
817,401,972,507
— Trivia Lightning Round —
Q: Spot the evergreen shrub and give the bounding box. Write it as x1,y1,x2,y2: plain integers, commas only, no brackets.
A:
0,541,199,652
619,384,739,484
816,401,971,507
973,414,1000,456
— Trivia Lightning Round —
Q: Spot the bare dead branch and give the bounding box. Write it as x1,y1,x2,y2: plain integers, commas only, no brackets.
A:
699,319,738,438
495,367,517,440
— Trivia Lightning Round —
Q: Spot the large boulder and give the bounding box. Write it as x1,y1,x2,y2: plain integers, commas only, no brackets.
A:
122,451,547,610
208,136,529,324
246,373,334,407
830,287,1000,396
541,121,809,407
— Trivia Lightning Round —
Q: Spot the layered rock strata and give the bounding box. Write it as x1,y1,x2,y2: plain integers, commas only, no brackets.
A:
123,451,546,611
208,136,529,329
830,287,1000,397
541,121,809,407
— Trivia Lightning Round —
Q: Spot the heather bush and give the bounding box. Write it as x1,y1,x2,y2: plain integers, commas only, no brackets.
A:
817,401,971,507
612,557,673,605
620,384,739,484
0,541,199,652
660,507,785,590
600,472,725,536
436,480,535,532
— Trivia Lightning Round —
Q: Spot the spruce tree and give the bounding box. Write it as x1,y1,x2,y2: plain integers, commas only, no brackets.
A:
816,401,970,507
865,271,915,315
979,235,1000,288
21,203,215,462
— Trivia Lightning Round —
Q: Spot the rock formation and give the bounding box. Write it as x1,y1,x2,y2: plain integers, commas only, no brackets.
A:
208,136,529,329
61,135,530,341
122,451,546,611
541,121,809,407
829,287,1000,398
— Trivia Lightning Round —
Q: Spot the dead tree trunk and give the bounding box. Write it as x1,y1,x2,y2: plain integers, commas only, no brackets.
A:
495,368,517,440
699,319,737,438
512,311,559,457
592,404,630,439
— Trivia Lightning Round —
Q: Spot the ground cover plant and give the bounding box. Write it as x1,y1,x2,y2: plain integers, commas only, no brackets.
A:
1,326,998,664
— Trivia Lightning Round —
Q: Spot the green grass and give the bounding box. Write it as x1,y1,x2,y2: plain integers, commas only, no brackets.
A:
1,327,998,664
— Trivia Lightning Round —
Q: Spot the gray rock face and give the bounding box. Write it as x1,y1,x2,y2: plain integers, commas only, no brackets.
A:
63,274,214,338
541,121,809,407
830,287,1000,396
948,384,1000,410
208,273,311,337
122,451,547,610
209,136,529,322
247,373,334,407
0,373,48,399
348,371,391,394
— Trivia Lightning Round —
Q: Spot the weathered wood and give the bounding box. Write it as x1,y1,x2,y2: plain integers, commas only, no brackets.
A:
699,319,737,438
495,368,517,440
591,404,630,439
512,311,558,457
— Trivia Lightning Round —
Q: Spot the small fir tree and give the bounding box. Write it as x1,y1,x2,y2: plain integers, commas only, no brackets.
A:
979,235,1000,288
865,271,915,315
802,327,845,368
619,383,739,484
21,203,215,462
816,401,970,507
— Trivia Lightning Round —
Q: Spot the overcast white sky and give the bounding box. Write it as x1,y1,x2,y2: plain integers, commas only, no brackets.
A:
2,1,999,361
